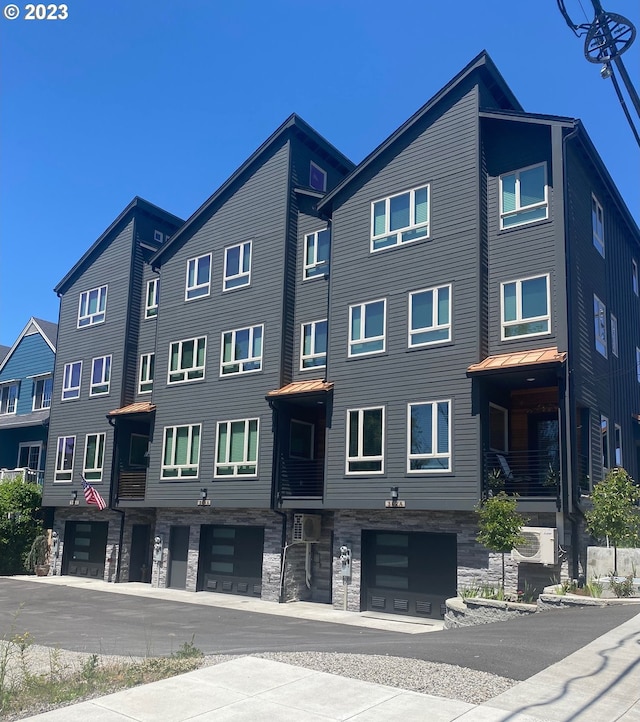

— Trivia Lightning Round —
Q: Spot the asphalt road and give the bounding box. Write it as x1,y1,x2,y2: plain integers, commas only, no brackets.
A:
1,578,638,680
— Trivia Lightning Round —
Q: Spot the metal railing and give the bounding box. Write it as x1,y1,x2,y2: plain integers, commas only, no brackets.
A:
484,450,561,498
0,467,43,486
277,457,324,498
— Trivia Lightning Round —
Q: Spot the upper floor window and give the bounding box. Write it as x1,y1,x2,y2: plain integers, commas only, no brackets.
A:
501,274,550,339
592,195,604,256
168,337,206,383
611,314,618,357
290,420,314,459
346,406,384,474
129,434,149,467
224,241,252,290
221,325,263,376
500,163,548,229
309,161,327,192
304,229,330,280
185,253,211,300
301,319,327,370
62,361,82,400
594,295,607,357
83,433,105,482
0,383,18,414
78,285,107,328
32,376,52,410
408,400,451,472
215,418,259,476
90,355,111,396
161,424,201,479
601,415,609,470
145,278,159,318
349,299,386,356
371,185,429,251
636,347,640,382
614,424,623,467
139,353,154,394
55,435,75,482
409,285,451,347
633,259,639,296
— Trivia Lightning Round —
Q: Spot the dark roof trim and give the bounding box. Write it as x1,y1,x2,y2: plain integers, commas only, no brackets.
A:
318,50,521,214
54,197,184,295
479,109,575,127
151,115,353,266
294,187,326,199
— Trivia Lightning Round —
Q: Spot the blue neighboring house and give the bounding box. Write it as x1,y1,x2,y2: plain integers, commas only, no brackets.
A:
0,318,57,485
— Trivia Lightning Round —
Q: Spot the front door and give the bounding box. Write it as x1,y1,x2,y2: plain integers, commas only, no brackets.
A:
529,412,559,486
168,526,190,589
129,524,151,582
62,521,108,578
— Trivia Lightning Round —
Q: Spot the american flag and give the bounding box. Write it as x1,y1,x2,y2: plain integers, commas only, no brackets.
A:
81,477,107,510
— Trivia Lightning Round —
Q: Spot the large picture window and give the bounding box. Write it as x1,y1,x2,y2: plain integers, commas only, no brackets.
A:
371,185,429,251
83,433,105,482
161,424,201,479
408,401,451,472
215,418,259,476
168,337,206,383
221,325,263,375
501,275,550,339
346,407,384,474
349,299,386,356
409,285,451,346
500,163,548,229
78,285,107,328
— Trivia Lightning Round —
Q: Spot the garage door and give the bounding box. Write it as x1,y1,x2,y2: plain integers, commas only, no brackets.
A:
198,525,264,597
361,530,456,619
63,521,108,579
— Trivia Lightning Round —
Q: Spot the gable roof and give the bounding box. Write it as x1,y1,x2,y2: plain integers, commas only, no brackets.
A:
0,317,57,376
150,114,354,266
318,50,521,215
54,197,184,295
0,346,10,364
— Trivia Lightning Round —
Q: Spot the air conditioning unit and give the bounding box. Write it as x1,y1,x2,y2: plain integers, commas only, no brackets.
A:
512,526,558,565
292,513,321,542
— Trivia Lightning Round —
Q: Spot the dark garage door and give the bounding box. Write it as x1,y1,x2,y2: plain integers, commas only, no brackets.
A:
198,525,264,597
362,530,457,619
63,521,109,579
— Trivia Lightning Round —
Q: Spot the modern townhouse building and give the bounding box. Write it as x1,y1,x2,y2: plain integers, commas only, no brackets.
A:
0,317,57,486
41,51,640,619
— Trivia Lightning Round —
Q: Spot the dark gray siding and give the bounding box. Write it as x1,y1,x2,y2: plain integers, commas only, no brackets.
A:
325,81,482,511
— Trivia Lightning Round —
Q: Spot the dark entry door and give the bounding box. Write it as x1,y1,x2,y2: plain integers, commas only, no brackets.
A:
168,526,190,589
361,530,457,619
62,521,108,579
198,525,264,596
129,524,151,582
529,413,560,485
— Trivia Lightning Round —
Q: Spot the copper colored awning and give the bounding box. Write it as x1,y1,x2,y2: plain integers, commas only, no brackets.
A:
107,402,156,417
267,379,333,397
467,347,566,374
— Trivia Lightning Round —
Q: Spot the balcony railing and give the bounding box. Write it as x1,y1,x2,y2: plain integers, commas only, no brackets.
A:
116,469,147,500
277,457,324,499
0,467,43,486
483,450,561,499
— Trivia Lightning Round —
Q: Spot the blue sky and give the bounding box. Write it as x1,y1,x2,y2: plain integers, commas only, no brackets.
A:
1,0,638,346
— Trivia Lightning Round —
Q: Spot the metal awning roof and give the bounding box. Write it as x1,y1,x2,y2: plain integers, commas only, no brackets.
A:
107,402,156,417
467,347,567,374
267,379,333,398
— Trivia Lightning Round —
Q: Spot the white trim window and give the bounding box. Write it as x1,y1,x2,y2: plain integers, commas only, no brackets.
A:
636,347,640,383
145,278,159,318
500,163,548,229
185,253,211,300
592,195,605,257
55,435,75,482
78,285,107,328
90,355,111,396
594,295,607,358
601,415,609,470
83,433,105,482
301,319,327,370
409,285,451,347
161,424,201,479
215,418,259,476
0,383,19,415
223,241,252,290
62,361,82,400
632,259,639,296
371,185,429,251
346,406,384,474
221,325,263,376
408,400,451,472
501,274,550,339
304,229,330,280
610,314,618,357
139,353,154,394
32,376,52,410
309,161,327,192
614,424,623,467
489,403,508,453
168,337,206,383
349,299,386,356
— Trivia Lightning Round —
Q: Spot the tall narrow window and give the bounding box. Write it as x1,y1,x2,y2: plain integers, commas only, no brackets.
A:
501,275,550,339
594,295,607,357
614,424,622,467
78,285,107,327
215,418,259,476
592,195,604,256
168,337,206,383
161,424,201,478
139,353,155,394
636,347,640,382
371,185,429,251
301,320,327,369
633,259,639,296
55,436,75,482
223,241,252,290
349,299,386,356
408,401,451,472
346,407,384,474
62,361,82,400
185,254,211,300
601,415,609,470
500,163,548,228
33,376,52,410
90,355,111,396
145,278,159,318
409,285,451,346
221,325,263,375
83,433,105,482
610,314,618,357
304,229,330,279
290,420,314,459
